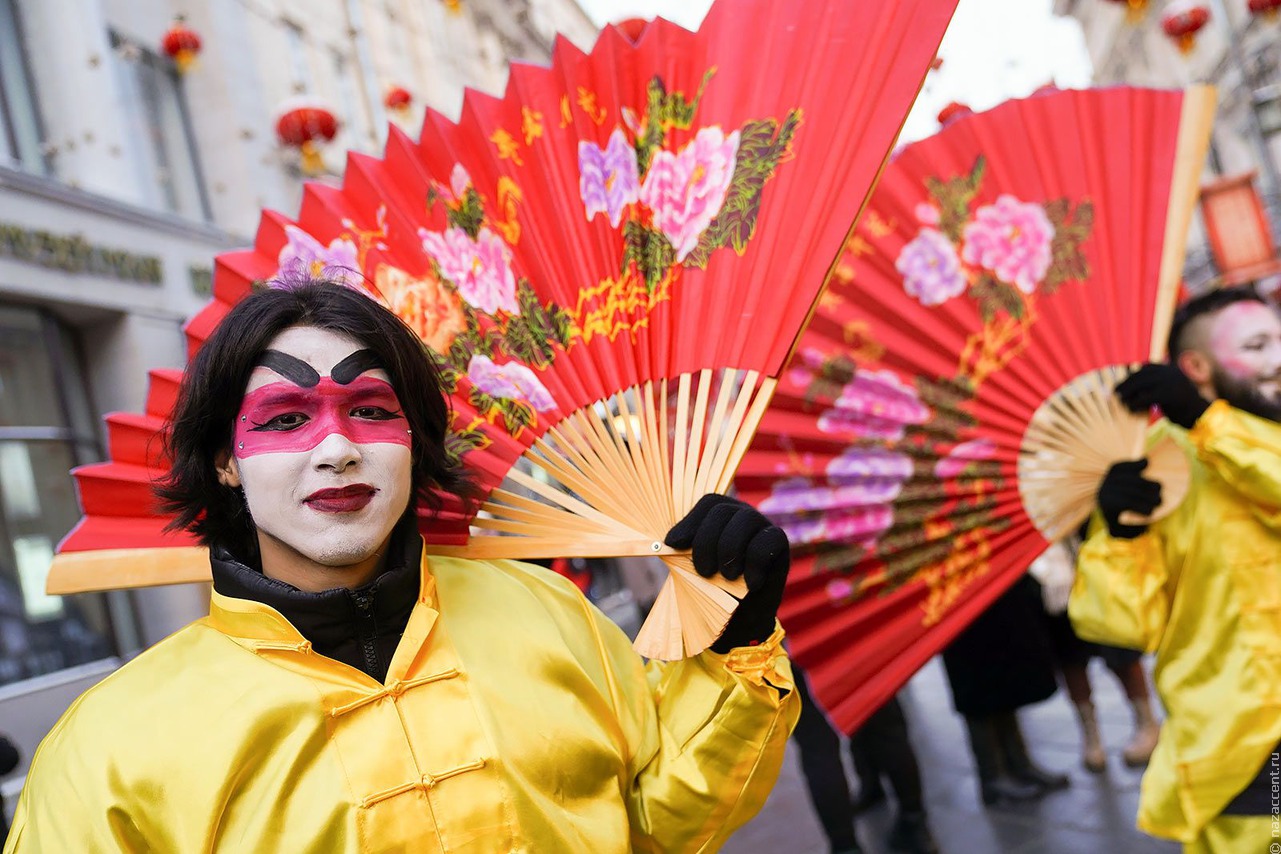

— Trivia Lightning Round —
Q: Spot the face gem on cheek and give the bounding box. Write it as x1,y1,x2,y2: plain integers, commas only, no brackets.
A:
234,377,410,457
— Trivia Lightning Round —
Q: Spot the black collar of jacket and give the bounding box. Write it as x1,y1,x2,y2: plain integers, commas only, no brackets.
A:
209,517,423,649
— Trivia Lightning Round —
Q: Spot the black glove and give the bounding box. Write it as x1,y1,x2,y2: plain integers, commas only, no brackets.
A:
665,494,789,653
1097,459,1162,539
1115,363,1209,429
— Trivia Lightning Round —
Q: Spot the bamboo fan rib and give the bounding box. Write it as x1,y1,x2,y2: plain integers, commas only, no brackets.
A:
48,0,960,664
738,85,1215,732
433,370,772,659
1018,365,1190,542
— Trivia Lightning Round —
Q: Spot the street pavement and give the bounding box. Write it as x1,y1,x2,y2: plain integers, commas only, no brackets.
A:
723,656,1181,854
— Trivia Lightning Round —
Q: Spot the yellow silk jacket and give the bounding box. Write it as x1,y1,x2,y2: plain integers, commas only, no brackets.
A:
6,555,798,852
1069,400,1281,842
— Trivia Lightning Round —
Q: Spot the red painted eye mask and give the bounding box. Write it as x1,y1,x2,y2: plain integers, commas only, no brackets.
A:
234,363,411,457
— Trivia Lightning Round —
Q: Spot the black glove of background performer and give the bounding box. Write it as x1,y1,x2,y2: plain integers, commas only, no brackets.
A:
1115,363,1210,429
1098,459,1162,539
665,494,789,653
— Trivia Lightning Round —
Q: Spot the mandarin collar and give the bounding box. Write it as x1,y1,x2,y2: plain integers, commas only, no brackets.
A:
209,519,423,644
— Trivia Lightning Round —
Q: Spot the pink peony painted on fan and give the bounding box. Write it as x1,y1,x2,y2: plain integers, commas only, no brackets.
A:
579,128,641,228
818,369,931,440
466,354,556,412
821,506,895,546
418,226,518,315
961,194,1054,293
760,447,908,548
914,202,941,226
826,577,856,603
640,126,740,261
896,228,965,306
277,225,363,289
449,163,471,200
934,438,998,479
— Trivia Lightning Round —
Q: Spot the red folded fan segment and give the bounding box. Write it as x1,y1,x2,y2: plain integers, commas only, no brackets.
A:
51,0,960,658
737,86,1215,730
55,0,958,588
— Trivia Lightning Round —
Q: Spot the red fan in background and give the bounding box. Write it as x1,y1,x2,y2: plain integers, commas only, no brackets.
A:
736,86,1215,731
51,0,960,660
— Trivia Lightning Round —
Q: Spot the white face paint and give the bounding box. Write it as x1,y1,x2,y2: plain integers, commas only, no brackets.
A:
225,326,413,588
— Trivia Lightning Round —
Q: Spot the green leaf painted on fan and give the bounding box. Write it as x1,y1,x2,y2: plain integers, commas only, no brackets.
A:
432,351,461,392
443,424,488,468
446,309,500,372
502,316,554,368
622,220,676,291
446,187,486,239
1043,199,1094,295
660,69,715,129
497,281,575,367
928,156,986,243
685,109,803,269
813,544,867,576
500,399,536,435
970,274,1025,321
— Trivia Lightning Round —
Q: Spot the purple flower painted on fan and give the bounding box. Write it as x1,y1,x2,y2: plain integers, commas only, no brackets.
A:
418,226,518,315
579,128,641,228
640,126,741,261
935,438,998,479
277,225,363,289
818,369,931,441
961,194,1054,294
828,448,914,497
466,355,556,412
896,228,965,307
820,506,895,546
760,448,908,549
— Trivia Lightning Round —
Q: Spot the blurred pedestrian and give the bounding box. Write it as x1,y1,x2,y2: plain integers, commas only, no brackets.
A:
1030,537,1160,772
943,574,1070,806
0,734,18,846
1072,286,1281,851
791,664,938,854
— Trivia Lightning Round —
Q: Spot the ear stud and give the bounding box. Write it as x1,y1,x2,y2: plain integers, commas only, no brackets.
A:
407,429,413,435
238,442,244,449
240,415,247,422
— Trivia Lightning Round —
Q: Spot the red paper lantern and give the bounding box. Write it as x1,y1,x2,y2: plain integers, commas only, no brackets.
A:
384,85,413,115
1250,0,1281,22
1104,0,1150,23
274,97,340,176
1162,1,1210,54
160,16,201,74
937,101,973,126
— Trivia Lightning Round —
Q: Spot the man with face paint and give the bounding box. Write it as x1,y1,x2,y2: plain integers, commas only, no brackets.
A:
6,281,799,852
1069,285,1281,853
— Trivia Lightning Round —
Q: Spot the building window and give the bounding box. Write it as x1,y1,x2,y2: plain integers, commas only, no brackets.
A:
0,0,49,174
0,305,124,686
109,31,211,221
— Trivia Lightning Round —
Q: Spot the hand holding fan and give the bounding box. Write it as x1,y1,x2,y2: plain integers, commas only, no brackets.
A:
736,85,1215,729
49,0,960,660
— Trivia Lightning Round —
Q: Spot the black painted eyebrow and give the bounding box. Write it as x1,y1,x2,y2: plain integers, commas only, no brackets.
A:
256,351,321,387
331,349,384,385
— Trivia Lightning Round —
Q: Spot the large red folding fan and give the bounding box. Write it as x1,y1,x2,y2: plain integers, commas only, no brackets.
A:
49,0,960,659
735,86,1215,730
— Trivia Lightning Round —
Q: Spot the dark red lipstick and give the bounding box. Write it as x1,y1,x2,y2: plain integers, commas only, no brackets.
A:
305,484,377,513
